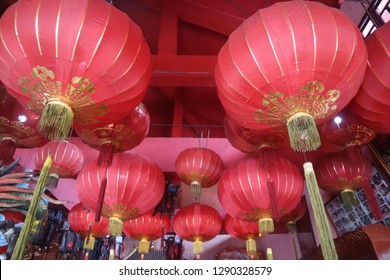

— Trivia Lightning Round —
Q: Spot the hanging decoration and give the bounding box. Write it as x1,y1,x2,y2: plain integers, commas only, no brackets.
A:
172,203,222,257
215,0,367,152
122,211,170,255
76,153,165,236
35,140,84,189
218,154,303,235
0,0,152,140
76,103,150,167
0,86,48,165
68,203,109,251
175,147,224,202
349,22,390,133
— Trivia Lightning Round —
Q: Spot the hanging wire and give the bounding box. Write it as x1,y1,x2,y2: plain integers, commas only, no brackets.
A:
205,128,211,148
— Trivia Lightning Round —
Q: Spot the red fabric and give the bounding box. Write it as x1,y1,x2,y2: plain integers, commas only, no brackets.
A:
223,214,260,240
215,1,367,130
217,155,304,221
122,212,170,241
68,202,108,238
172,204,222,242
349,22,390,133
76,153,165,222
0,0,151,129
35,140,84,178
175,147,224,188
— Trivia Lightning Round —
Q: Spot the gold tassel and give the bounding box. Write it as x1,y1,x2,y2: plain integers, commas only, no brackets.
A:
138,238,150,254
38,100,74,140
108,217,123,236
340,189,358,210
267,248,273,260
11,155,52,260
258,218,274,234
191,181,202,203
83,236,95,250
303,162,338,260
193,239,203,254
286,112,320,152
246,238,257,253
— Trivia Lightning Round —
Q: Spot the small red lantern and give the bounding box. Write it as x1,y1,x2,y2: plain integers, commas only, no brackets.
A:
173,203,222,256
76,153,165,236
35,140,84,188
123,212,170,254
175,147,224,202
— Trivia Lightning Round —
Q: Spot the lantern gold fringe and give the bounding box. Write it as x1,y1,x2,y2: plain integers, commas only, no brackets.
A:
266,248,273,260
108,217,123,236
138,238,150,254
191,181,202,202
193,239,203,254
39,101,74,140
11,155,52,260
259,218,274,234
286,112,320,152
246,238,257,253
84,236,95,250
340,189,358,210
362,178,383,220
303,162,338,260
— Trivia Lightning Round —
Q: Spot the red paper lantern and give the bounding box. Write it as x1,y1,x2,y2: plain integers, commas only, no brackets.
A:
215,1,367,152
0,0,151,140
175,147,224,202
0,86,48,164
349,22,390,133
35,140,84,188
76,153,165,236
68,202,109,249
76,103,150,167
218,154,304,234
123,212,170,254
173,203,222,255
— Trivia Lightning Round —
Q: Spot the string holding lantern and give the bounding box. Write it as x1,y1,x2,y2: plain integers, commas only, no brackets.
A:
35,140,84,189
76,153,165,236
0,86,48,165
0,0,152,140
175,147,224,202
173,203,222,258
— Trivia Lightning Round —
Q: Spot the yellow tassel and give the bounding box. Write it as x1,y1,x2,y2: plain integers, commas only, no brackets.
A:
340,189,358,210
258,218,274,234
246,238,257,253
304,162,338,260
193,239,203,254
138,238,150,254
267,248,273,260
83,236,95,250
109,248,115,260
108,217,123,236
286,112,320,152
190,181,202,203
11,156,52,260
38,100,74,140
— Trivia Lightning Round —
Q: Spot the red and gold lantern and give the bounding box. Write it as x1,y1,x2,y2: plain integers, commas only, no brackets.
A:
0,0,152,140
175,147,224,202
215,1,367,152
173,203,222,256
35,140,84,189
123,212,170,254
76,153,165,236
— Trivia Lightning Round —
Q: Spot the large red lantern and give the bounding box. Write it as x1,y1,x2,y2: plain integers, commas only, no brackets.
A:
76,103,150,167
173,203,222,256
215,1,367,152
175,147,224,202
122,212,170,254
76,153,165,236
349,22,390,133
218,154,303,234
0,0,151,140
35,140,84,189
0,86,48,164
68,202,109,250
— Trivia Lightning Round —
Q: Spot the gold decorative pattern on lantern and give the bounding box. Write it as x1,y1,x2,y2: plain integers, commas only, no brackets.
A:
324,124,376,147
0,116,36,140
18,66,108,125
102,203,139,221
240,208,287,222
253,81,340,125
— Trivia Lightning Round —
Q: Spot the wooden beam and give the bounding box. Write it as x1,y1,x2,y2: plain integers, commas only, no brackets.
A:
158,0,178,54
